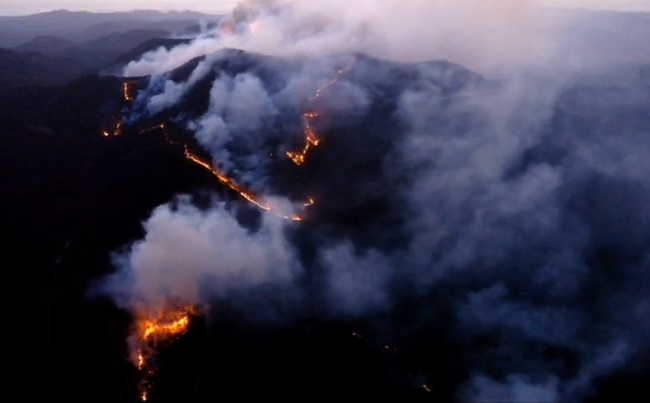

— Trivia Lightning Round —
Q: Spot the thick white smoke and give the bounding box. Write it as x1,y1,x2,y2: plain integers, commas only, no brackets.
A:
102,1,650,401
104,197,298,310
124,0,551,77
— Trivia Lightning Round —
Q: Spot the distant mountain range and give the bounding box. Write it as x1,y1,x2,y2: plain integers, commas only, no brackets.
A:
0,10,209,93
0,36,188,93
0,9,221,47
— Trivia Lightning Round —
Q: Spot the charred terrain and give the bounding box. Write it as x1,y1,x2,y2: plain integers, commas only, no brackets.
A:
2,7,650,403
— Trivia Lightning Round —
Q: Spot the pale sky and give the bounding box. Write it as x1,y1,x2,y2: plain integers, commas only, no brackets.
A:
0,0,649,16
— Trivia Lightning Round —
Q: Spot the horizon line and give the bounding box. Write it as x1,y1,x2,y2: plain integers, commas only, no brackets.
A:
0,8,228,18
1,5,649,18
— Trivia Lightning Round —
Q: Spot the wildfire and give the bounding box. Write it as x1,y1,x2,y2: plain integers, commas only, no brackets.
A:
102,62,357,219
102,120,123,137
131,303,201,402
286,65,352,166
286,112,321,165
101,119,309,220
123,80,137,102
114,121,123,136
100,80,137,138
104,62,366,402
310,66,352,101
184,147,303,221
138,123,166,135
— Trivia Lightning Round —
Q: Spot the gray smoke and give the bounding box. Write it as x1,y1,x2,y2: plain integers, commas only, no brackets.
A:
123,0,552,77
101,1,650,401
103,196,298,309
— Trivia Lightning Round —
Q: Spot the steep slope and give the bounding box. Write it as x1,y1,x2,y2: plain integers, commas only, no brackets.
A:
0,73,209,403
0,48,89,93
1,49,649,402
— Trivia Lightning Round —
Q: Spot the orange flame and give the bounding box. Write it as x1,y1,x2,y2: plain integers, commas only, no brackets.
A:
102,120,123,137
310,66,351,101
105,64,354,402
131,303,201,402
286,65,352,166
138,123,166,135
184,147,303,221
101,81,136,137
114,121,123,136
286,112,321,165
123,80,137,102
101,120,310,220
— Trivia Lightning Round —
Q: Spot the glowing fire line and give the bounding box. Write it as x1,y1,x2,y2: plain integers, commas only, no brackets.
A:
138,123,166,135
132,304,200,402
286,65,352,166
101,63,356,402
183,147,302,221
123,80,136,102
105,121,309,221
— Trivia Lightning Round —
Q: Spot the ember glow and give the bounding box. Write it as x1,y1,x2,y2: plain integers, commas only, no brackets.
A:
101,80,136,137
286,111,320,165
103,61,367,401
102,120,124,137
102,76,311,221
114,121,123,136
91,2,650,401
131,303,201,402
286,65,352,166
138,123,166,135
102,117,308,220
310,66,352,102
123,80,137,102
183,146,303,221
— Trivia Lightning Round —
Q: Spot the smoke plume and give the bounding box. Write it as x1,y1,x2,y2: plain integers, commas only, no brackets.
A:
100,1,650,401
124,0,551,77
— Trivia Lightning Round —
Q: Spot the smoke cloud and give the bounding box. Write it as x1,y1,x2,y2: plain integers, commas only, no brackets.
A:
103,196,298,309
100,1,650,401
124,0,552,77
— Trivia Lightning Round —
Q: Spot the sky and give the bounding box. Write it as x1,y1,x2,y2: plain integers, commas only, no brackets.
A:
0,0,649,16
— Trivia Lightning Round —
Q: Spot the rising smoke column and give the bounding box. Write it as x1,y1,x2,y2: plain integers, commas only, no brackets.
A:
101,1,650,402
123,0,551,77
102,198,301,400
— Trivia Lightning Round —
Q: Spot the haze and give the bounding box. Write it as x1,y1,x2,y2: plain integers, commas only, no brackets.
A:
1,0,650,16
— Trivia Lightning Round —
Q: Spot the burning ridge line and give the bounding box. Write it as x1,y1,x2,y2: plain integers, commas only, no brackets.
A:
183,145,303,221
286,64,353,166
104,61,353,400
136,123,306,221
132,303,203,401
